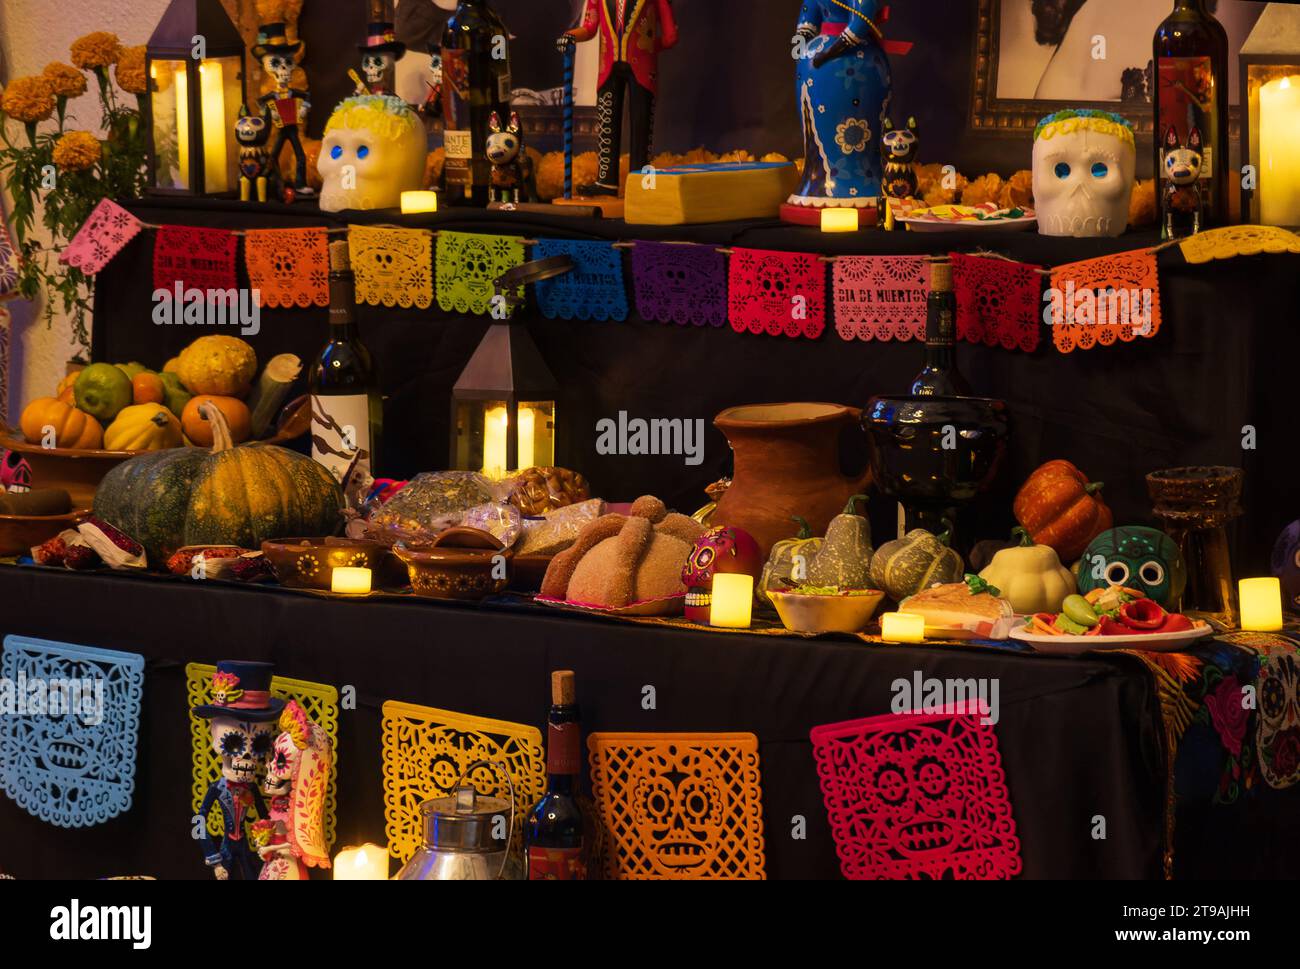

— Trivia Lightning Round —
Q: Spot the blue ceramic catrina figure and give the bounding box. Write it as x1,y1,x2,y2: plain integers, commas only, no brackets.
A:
1077,526,1186,608
790,0,892,210
1271,519,1300,609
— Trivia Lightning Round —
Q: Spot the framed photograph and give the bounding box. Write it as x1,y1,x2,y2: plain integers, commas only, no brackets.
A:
970,0,1264,137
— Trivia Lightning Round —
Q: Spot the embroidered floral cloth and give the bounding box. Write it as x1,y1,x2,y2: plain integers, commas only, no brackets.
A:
436,230,526,316
60,198,143,277
0,218,19,295
244,227,330,308
631,241,727,327
534,239,628,322
153,224,238,294
728,247,826,339
950,252,1042,352
1048,249,1161,352
349,225,433,309
833,255,929,341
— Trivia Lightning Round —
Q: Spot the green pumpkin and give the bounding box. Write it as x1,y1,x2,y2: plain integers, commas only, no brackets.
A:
808,494,873,588
94,402,343,565
757,517,822,605
869,528,964,600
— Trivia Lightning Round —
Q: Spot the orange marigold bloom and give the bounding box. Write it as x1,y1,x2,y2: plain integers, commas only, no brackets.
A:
43,62,88,99
114,46,148,95
52,131,102,172
1,75,56,124
70,32,123,70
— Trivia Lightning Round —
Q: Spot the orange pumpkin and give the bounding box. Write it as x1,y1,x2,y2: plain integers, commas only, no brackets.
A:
1013,459,1112,563
182,395,252,446
133,372,165,405
18,397,104,450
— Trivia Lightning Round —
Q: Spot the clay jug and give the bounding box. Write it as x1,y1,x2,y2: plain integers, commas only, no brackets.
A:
712,403,872,557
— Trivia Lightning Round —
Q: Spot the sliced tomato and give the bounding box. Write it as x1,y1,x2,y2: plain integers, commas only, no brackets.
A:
1119,598,1166,630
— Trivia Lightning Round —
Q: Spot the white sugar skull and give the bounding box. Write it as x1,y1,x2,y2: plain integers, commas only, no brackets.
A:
1032,110,1136,238
262,53,294,88
318,95,427,212
211,717,276,785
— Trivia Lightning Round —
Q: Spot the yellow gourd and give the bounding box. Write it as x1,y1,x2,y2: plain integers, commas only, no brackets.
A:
176,335,257,397
19,397,104,449
104,403,184,452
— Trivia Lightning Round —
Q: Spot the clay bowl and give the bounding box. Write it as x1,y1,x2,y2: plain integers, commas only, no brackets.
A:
768,588,885,635
0,508,88,558
261,536,405,591
393,526,513,601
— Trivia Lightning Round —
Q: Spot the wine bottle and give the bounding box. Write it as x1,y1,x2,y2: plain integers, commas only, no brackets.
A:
525,670,587,880
909,261,970,397
308,240,383,496
441,0,513,206
1154,0,1229,229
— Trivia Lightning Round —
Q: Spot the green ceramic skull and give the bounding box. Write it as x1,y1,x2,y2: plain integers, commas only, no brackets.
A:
1076,526,1186,608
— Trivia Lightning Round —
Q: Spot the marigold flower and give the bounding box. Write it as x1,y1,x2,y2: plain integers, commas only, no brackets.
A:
43,62,88,99
52,131,102,172
114,46,148,95
1,75,56,124
70,32,123,70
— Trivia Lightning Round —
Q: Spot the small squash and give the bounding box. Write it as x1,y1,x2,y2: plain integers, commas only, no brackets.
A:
1013,459,1112,562
104,403,184,451
869,528,964,600
182,395,252,446
977,528,1076,614
757,517,823,605
176,335,258,397
807,494,874,588
19,397,104,450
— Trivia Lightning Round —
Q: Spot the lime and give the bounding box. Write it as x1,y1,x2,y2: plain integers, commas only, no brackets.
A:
74,363,134,422
116,361,148,380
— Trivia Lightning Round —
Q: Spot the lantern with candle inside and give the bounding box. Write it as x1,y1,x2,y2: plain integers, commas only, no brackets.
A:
334,843,389,880
881,611,925,643
820,208,860,233
709,573,754,629
451,323,557,476
401,190,438,214
145,0,245,196
1240,577,1284,631
1240,4,1300,227
331,566,372,596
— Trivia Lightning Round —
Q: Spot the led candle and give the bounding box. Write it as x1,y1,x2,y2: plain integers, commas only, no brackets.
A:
198,61,229,194
1259,76,1300,227
174,66,190,189
710,573,754,628
482,405,509,476
331,567,372,596
881,612,925,643
401,190,439,214
820,208,859,232
334,843,388,880
1239,577,1283,631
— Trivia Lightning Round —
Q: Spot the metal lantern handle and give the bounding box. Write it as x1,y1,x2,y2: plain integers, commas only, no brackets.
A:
453,758,517,880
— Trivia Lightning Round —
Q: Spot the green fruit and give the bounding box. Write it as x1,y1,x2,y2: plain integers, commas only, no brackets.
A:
1062,594,1098,627
1054,614,1088,635
116,361,148,380
159,372,193,418
74,363,134,422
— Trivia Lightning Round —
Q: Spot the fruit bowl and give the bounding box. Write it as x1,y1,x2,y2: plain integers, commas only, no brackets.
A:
768,588,886,635
0,508,88,558
0,431,146,510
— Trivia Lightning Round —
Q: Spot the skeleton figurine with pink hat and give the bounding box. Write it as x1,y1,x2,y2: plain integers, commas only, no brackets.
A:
354,14,406,97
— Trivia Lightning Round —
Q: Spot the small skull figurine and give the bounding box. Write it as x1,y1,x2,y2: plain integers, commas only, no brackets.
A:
681,525,763,623
212,718,276,785
1032,109,1136,238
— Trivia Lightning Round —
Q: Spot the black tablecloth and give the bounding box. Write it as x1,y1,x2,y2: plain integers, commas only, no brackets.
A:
0,566,1170,879
91,199,1300,575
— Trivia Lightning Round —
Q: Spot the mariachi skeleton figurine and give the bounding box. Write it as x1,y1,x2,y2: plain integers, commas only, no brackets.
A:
256,700,332,880
557,0,679,196
253,22,315,199
354,18,405,97
191,661,284,880
486,111,536,204
880,117,920,201
236,104,274,203
1161,124,1204,239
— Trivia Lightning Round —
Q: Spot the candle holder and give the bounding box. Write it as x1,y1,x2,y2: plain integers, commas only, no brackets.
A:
1240,4,1300,226
1146,466,1242,624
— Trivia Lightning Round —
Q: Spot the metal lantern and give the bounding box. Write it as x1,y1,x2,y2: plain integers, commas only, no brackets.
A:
1240,3,1300,227
451,323,558,476
145,0,245,196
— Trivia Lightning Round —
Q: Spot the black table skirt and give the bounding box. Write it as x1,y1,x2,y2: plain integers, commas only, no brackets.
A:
0,566,1169,879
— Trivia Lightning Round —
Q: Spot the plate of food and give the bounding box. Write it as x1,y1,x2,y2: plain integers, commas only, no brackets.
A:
895,575,1017,640
1009,585,1212,654
894,202,1037,233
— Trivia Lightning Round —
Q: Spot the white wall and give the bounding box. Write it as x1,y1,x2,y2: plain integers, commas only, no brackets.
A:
0,0,171,417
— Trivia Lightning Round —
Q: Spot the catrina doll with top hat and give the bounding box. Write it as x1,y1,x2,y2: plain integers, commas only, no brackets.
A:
192,661,284,880
354,5,406,98
253,22,315,199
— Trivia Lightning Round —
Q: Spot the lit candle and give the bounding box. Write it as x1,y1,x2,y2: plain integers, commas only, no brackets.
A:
517,405,536,470
881,612,925,643
709,573,754,628
334,843,388,880
331,567,372,596
482,405,510,476
198,61,228,194
1259,76,1300,227
174,66,190,189
820,208,859,233
401,190,439,214
1239,577,1283,631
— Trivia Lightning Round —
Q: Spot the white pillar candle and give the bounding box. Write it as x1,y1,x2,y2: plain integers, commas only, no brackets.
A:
1260,76,1300,227
881,612,925,643
331,567,372,595
710,573,754,629
1239,577,1283,632
334,843,388,879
